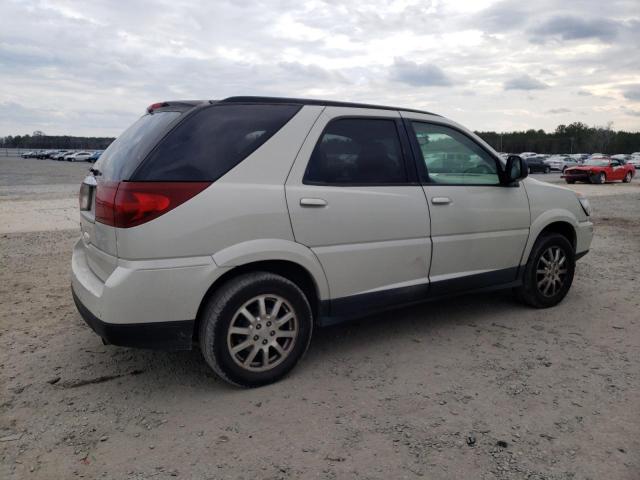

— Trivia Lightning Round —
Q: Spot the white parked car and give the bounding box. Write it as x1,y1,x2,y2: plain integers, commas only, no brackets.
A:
520,152,537,158
627,155,640,168
67,151,93,162
71,97,593,387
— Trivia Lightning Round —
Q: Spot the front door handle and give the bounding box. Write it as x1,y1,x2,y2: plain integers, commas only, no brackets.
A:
300,198,328,207
431,197,452,205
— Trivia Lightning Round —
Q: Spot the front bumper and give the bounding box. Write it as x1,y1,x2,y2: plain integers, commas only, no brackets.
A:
575,220,593,257
562,171,591,181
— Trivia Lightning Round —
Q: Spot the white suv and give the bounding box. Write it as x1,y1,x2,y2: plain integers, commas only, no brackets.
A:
71,97,593,387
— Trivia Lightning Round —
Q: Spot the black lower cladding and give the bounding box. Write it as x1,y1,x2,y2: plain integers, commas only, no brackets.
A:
319,266,521,326
72,289,194,351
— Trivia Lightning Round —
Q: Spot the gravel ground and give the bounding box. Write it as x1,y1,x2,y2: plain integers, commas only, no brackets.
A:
1,156,639,479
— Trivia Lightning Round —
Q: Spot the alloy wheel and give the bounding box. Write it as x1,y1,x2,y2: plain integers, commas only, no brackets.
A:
227,294,298,372
536,246,568,297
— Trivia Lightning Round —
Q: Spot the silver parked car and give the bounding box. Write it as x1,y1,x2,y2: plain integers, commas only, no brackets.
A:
72,97,593,386
545,155,578,172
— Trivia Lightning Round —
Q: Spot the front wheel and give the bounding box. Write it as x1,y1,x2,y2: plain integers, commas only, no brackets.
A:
199,272,313,387
515,233,575,308
544,166,551,174
623,171,632,183
591,172,606,184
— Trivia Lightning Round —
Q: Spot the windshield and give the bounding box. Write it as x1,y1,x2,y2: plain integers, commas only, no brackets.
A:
94,111,181,181
584,159,609,166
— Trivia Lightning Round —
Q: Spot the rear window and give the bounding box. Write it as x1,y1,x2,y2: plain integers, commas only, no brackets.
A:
95,111,181,181
132,104,301,181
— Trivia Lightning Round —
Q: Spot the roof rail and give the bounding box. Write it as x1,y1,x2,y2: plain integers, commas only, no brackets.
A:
217,96,439,116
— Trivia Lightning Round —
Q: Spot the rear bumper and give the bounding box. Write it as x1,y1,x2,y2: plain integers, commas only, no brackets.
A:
71,239,229,350
72,289,194,350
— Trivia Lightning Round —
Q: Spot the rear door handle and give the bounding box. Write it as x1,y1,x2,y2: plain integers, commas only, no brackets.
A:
431,197,452,205
300,198,328,207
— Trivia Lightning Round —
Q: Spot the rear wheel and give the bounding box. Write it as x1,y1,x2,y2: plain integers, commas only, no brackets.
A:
515,233,575,308
565,179,575,184
199,272,313,387
544,166,551,174
623,171,632,183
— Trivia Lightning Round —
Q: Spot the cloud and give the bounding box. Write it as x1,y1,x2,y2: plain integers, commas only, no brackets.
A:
547,108,572,114
1,0,639,135
529,16,620,43
391,59,454,87
622,85,640,101
504,75,549,91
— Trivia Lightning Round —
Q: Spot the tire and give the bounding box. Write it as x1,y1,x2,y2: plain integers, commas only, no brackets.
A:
591,172,606,184
544,166,551,174
623,171,632,183
199,272,313,387
565,180,575,184
514,233,575,308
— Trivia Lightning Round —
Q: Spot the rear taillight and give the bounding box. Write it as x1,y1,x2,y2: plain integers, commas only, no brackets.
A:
94,181,210,228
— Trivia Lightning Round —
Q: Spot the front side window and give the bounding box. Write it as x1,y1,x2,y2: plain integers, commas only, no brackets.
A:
411,122,499,185
304,118,407,185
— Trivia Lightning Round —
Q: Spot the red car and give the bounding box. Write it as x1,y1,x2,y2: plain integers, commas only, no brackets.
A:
562,157,635,184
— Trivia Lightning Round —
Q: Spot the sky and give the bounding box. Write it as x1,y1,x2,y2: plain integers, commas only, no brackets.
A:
1,0,639,137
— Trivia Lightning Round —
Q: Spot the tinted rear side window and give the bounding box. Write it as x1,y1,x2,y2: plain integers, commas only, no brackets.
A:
304,118,407,185
132,104,301,181
95,111,181,181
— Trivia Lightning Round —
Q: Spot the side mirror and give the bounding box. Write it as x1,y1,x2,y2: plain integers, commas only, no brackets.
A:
504,155,528,185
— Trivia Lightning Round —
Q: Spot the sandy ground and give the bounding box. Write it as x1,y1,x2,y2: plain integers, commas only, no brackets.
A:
1,156,639,479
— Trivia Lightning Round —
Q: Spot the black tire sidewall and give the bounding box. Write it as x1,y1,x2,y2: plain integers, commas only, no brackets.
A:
203,274,313,387
523,234,575,308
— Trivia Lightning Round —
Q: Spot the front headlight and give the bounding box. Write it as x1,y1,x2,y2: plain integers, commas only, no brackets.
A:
577,193,591,216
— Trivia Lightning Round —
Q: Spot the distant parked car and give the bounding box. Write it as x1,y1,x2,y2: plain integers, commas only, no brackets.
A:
67,151,93,162
87,151,103,163
520,152,537,158
545,155,578,172
525,156,551,173
568,154,589,163
610,154,629,164
21,151,37,158
626,156,640,169
37,149,59,159
563,157,635,184
52,150,70,160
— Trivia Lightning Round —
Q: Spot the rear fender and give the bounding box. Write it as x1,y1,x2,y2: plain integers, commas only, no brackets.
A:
212,239,330,300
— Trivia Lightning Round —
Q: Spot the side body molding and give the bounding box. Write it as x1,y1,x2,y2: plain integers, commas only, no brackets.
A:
212,239,331,301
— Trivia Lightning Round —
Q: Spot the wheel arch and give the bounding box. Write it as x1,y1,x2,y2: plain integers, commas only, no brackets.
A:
521,213,578,266
194,240,330,338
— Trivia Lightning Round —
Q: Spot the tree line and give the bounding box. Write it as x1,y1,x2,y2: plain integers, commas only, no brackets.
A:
2,121,639,154
475,122,640,154
0,133,115,150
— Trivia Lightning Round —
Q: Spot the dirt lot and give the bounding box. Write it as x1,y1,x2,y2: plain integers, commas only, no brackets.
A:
1,156,639,479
